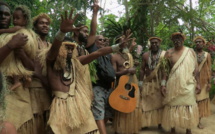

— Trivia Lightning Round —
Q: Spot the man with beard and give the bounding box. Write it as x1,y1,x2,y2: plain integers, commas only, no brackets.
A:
0,1,36,133
111,34,141,134
139,37,165,129
161,32,200,134
194,36,211,129
27,13,53,133
71,0,100,118
73,0,99,56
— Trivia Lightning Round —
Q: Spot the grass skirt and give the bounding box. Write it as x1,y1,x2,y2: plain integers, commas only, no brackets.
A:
142,108,163,127
162,104,199,130
48,92,98,134
197,98,211,118
113,108,142,134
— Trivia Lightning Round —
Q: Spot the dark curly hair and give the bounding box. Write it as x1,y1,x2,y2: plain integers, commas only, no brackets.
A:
0,1,10,8
14,5,31,28
32,13,52,29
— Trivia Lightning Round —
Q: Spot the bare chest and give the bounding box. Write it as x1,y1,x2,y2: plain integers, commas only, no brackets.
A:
168,50,184,66
47,69,73,92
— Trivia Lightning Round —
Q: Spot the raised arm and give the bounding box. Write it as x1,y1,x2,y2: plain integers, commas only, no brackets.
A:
79,43,122,65
85,0,99,48
129,38,137,52
47,9,78,63
79,30,132,65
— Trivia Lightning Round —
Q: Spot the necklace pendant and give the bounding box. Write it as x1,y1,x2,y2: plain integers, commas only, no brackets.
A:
123,61,130,69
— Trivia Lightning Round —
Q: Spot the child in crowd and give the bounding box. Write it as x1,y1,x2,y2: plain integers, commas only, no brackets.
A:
0,5,34,90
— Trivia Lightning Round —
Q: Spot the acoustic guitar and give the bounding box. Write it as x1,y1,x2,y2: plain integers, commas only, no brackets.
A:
109,75,138,113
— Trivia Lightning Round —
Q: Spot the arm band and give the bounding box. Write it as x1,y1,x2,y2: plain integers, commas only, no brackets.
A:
111,44,120,52
55,30,66,42
138,81,143,87
161,80,166,86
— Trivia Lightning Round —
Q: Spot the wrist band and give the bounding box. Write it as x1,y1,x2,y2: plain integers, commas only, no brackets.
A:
111,44,120,52
138,81,143,87
161,80,166,86
55,30,66,42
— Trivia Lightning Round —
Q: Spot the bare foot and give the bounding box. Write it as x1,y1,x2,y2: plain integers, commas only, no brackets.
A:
198,123,204,129
141,127,149,130
186,129,192,134
170,128,175,134
158,124,162,129
10,82,21,90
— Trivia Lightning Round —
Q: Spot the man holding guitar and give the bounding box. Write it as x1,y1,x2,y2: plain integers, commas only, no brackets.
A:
139,37,165,129
111,31,141,134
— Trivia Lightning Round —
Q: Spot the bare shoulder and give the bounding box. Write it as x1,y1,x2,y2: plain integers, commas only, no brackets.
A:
111,53,118,58
142,51,149,61
165,48,174,58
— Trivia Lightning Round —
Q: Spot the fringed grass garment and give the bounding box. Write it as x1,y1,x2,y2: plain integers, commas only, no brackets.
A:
48,58,97,134
196,52,211,117
162,47,199,130
113,53,141,134
0,29,37,77
114,108,142,134
197,98,211,117
141,51,165,127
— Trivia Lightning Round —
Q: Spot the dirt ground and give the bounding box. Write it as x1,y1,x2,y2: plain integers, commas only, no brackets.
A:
106,103,215,134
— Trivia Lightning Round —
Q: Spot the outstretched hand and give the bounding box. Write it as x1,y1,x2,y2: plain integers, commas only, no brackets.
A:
119,29,133,48
131,38,137,47
60,9,79,33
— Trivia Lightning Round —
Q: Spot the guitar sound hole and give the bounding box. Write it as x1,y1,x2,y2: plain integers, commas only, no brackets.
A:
128,86,135,98
125,83,131,90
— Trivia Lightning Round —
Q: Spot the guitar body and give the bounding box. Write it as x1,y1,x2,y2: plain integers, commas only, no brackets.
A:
109,75,138,113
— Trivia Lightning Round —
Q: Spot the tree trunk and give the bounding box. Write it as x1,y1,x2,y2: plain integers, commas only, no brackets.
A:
190,0,194,40
124,0,129,22
100,0,107,32
150,6,154,36
84,1,87,24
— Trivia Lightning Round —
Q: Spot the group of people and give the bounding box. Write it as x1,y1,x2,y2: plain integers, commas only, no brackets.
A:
0,0,213,134
139,34,212,134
